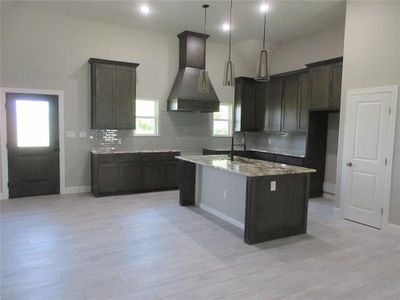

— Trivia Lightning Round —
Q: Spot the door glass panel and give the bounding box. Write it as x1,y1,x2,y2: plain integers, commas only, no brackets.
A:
16,100,50,147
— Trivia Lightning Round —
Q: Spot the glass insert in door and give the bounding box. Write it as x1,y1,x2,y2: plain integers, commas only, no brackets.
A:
15,100,50,147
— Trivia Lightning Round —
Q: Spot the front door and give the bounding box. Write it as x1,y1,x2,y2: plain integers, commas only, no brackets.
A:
342,88,396,228
6,93,60,198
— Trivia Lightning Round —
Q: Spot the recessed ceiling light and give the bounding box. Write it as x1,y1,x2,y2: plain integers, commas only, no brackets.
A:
140,4,150,15
222,23,230,31
259,3,269,13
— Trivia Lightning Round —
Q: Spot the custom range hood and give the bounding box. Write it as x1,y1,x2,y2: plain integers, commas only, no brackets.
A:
167,31,220,112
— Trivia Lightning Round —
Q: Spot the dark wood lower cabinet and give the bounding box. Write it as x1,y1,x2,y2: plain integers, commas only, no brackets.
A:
91,152,180,197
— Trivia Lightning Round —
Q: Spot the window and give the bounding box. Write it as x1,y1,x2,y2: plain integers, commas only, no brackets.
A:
134,99,159,136
213,103,232,136
16,100,50,147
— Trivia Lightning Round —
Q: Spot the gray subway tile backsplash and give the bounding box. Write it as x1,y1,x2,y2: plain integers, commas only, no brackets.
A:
90,111,306,156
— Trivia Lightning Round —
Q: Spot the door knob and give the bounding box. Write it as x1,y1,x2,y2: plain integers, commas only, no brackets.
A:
346,162,353,167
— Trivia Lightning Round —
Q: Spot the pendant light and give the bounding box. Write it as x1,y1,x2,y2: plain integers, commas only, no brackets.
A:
255,3,270,82
223,0,234,87
198,4,211,94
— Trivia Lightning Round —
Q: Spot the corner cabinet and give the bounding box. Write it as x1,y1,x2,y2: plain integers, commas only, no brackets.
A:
307,58,342,111
263,70,309,133
89,58,139,129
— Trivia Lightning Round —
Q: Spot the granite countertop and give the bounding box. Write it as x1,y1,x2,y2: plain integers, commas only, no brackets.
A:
176,155,315,177
91,149,181,155
203,148,305,158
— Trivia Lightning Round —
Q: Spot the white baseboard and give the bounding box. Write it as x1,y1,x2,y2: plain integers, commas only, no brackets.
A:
323,182,336,195
385,223,400,235
323,192,335,201
199,203,244,230
63,185,91,194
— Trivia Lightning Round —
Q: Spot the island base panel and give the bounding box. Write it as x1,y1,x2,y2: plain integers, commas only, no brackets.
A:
179,161,196,206
244,174,310,244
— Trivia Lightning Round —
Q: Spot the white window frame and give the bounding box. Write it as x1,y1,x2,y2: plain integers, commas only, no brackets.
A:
134,98,159,136
212,103,233,137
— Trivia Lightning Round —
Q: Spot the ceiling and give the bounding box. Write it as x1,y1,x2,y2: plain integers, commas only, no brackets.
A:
2,0,346,44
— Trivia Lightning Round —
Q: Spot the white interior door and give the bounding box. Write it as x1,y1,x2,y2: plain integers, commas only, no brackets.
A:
342,87,397,228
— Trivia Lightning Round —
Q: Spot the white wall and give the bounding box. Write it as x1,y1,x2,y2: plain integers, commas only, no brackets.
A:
270,24,345,75
337,0,400,225
0,6,253,191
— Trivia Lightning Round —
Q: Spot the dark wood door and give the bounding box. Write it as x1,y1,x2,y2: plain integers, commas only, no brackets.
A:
298,73,309,131
309,65,330,109
234,77,256,131
115,66,136,129
94,63,115,128
329,63,342,109
265,78,283,131
6,93,60,198
121,162,141,191
142,162,165,190
255,82,267,131
97,163,120,193
281,75,299,131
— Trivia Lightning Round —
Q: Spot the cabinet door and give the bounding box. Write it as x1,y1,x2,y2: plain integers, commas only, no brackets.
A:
115,66,136,129
329,63,342,110
234,78,256,131
164,161,179,188
298,73,309,131
94,64,115,128
281,75,299,131
309,65,330,109
265,78,283,131
121,162,141,191
97,163,120,193
142,162,165,190
255,82,267,131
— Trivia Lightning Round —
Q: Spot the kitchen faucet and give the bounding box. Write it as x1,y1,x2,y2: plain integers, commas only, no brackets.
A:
230,131,247,161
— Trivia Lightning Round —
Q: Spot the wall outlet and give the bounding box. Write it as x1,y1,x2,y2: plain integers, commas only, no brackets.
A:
270,181,276,192
223,190,227,199
117,138,122,145
268,138,272,145
79,131,87,138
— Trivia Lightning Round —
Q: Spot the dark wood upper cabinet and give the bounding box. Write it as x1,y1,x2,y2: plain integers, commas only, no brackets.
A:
89,58,139,129
298,72,310,131
307,57,343,111
281,75,300,132
264,77,283,131
329,62,343,110
308,65,330,109
234,77,258,131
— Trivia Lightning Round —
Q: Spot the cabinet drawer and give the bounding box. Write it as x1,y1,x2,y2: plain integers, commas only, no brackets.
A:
275,155,304,166
141,153,179,161
96,153,141,163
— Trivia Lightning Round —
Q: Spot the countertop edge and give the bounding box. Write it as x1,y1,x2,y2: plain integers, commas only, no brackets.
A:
176,155,316,177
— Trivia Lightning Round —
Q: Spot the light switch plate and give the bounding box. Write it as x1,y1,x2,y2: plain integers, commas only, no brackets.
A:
270,181,276,192
79,131,87,138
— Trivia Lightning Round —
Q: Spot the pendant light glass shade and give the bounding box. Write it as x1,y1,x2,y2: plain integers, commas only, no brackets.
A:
255,6,270,82
223,0,235,87
256,49,270,81
198,4,211,94
223,60,235,87
198,69,210,93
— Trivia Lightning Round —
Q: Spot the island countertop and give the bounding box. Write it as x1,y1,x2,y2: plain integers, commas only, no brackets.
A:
176,155,316,177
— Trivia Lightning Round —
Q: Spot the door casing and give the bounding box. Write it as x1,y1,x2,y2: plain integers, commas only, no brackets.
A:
1,88,65,199
340,85,398,230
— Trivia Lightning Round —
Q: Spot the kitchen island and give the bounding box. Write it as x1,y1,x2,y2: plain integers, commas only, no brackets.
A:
176,155,316,244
